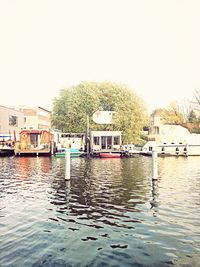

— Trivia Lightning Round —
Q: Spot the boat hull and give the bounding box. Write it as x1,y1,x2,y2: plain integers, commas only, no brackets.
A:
99,153,121,158
0,148,15,157
15,150,51,157
55,152,82,158
55,148,84,158
142,142,200,156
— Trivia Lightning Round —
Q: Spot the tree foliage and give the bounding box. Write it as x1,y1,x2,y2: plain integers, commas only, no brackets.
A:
188,110,197,123
51,81,148,143
163,102,184,124
181,89,200,132
152,102,184,125
194,89,200,107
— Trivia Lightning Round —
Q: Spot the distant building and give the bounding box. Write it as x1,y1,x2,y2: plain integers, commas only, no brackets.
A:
149,108,200,139
149,109,165,126
16,106,51,130
0,105,24,134
148,124,191,143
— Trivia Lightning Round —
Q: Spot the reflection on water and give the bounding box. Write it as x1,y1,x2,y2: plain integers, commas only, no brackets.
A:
0,156,200,267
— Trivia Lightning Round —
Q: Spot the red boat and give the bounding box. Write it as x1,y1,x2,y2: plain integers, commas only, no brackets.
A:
99,153,121,158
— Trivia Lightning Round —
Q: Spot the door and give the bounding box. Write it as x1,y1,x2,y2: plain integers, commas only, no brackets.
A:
30,133,38,148
101,136,112,150
107,136,112,149
101,136,107,149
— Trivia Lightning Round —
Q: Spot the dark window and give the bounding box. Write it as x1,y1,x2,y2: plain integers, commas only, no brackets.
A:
93,136,100,145
9,115,18,127
114,136,120,145
107,136,112,149
155,127,159,134
30,134,38,147
101,136,106,149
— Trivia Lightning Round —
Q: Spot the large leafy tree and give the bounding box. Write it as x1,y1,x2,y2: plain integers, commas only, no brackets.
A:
51,81,148,143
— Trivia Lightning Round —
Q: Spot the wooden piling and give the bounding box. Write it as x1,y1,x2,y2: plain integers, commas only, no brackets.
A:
65,149,71,180
152,147,158,180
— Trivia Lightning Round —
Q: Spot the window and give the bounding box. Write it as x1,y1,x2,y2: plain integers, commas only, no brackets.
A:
30,134,38,147
114,136,120,145
9,115,18,127
101,136,106,149
107,136,112,149
93,136,100,145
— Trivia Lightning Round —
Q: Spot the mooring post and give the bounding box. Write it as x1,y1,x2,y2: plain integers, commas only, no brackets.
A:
65,149,71,180
185,144,188,156
152,147,158,180
86,115,90,157
51,141,54,155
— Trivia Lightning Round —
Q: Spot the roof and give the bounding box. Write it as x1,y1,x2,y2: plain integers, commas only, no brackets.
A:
20,129,49,134
0,105,24,114
38,106,51,113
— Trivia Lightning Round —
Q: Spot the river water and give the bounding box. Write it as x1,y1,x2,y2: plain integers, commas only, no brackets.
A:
0,156,200,267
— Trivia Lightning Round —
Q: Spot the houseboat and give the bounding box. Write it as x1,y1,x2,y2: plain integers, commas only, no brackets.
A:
142,124,200,156
15,130,53,156
90,131,122,156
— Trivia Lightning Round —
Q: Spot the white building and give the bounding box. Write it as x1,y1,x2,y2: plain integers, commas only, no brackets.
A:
15,106,51,130
0,105,24,136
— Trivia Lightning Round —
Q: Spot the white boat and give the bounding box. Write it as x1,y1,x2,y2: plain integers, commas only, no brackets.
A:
142,124,200,156
121,144,142,156
55,148,84,158
0,135,15,157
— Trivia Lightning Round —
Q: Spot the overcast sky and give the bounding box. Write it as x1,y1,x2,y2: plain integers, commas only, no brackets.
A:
0,0,199,113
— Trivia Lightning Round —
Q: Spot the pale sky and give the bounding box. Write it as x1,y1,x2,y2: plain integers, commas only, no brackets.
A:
0,0,200,113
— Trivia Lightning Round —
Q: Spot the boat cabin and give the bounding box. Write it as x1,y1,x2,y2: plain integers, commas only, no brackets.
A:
15,130,53,156
90,131,122,153
58,133,85,151
0,132,17,156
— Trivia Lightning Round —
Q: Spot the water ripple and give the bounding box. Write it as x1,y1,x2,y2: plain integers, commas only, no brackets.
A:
0,156,200,266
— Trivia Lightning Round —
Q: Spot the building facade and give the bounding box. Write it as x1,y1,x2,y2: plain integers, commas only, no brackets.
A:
17,106,51,130
0,105,24,135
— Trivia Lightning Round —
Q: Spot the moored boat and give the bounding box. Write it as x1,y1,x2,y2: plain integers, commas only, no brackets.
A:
55,148,84,158
15,130,53,157
99,152,121,158
144,124,200,156
0,145,15,157
142,141,200,156
0,139,15,157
